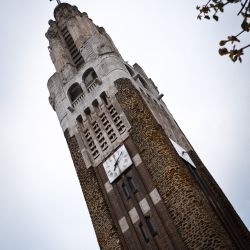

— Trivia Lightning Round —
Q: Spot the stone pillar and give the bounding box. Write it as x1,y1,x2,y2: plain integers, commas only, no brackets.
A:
64,130,123,250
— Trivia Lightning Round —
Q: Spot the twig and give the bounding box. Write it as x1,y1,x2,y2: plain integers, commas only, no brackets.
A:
237,0,249,15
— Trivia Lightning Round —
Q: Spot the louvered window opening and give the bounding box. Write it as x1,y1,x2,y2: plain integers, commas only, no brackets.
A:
92,121,108,151
100,113,117,142
107,104,126,134
84,129,99,159
61,27,84,69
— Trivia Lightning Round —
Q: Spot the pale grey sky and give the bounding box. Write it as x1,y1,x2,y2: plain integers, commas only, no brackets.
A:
0,1,249,249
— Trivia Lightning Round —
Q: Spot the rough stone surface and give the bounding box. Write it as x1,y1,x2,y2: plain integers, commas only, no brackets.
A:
65,131,123,250
115,78,235,249
189,149,250,248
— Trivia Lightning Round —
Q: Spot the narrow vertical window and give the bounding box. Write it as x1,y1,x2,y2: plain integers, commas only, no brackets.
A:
107,104,126,134
84,129,99,159
100,113,117,142
139,222,149,243
100,91,109,105
61,26,84,69
145,216,157,236
128,176,137,193
92,121,108,151
122,183,130,199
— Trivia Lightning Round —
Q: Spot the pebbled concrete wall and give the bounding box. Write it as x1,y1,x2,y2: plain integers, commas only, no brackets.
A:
64,130,123,250
115,78,235,249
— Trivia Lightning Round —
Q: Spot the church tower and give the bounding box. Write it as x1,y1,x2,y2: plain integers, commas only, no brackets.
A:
46,3,249,249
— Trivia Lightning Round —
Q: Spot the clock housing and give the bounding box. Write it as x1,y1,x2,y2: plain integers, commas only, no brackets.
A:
103,144,132,183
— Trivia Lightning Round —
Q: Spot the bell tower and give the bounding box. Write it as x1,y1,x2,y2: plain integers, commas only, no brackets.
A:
46,3,250,249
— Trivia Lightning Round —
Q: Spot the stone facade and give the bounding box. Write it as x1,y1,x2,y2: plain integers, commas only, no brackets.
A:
46,3,250,250
115,78,236,249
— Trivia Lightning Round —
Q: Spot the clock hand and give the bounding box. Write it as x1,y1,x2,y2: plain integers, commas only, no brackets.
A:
114,152,123,171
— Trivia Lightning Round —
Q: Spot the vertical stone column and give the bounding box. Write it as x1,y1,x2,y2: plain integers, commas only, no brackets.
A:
46,21,72,73
64,131,123,250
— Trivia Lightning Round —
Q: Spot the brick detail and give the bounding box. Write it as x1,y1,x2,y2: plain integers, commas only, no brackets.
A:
189,149,250,249
64,131,123,250
115,78,235,249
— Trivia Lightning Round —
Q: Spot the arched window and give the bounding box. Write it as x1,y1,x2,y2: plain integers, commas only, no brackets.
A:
83,68,98,88
68,83,83,103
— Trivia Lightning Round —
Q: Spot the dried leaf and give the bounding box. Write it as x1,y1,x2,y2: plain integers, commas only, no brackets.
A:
219,47,229,55
213,15,219,21
219,40,227,46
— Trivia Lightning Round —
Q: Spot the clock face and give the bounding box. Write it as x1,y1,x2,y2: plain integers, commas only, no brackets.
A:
103,144,132,183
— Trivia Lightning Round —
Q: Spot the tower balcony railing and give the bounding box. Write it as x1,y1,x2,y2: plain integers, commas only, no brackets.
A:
72,93,85,107
87,78,101,93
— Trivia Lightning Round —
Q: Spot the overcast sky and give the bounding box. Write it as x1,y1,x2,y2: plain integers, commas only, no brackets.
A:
0,1,249,249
